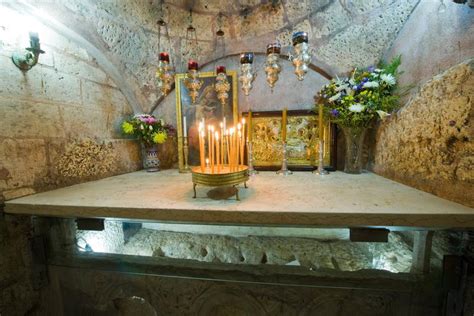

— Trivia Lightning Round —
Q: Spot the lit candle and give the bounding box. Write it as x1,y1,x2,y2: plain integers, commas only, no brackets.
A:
238,130,243,167
229,128,235,171
183,116,187,137
282,108,287,142
220,122,224,165
200,130,205,172
237,123,241,165
319,103,324,142
207,125,212,172
198,123,204,171
248,110,252,142
223,117,227,132
215,131,220,173
206,157,209,169
211,126,215,173
225,131,230,169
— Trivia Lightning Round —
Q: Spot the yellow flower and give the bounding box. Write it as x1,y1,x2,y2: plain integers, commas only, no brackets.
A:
122,121,134,134
152,131,167,144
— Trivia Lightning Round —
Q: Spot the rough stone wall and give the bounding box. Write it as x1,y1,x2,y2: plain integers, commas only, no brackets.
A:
0,5,140,314
374,60,473,207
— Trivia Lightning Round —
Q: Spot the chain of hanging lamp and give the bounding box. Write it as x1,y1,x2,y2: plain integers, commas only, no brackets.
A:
155,0,174,96
214,12,230,108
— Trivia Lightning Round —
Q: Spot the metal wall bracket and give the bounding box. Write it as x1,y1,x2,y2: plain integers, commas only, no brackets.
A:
350,228,389,242
76,218,104,231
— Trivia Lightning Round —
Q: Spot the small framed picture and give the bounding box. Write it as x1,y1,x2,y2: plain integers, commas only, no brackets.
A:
243,110,336,171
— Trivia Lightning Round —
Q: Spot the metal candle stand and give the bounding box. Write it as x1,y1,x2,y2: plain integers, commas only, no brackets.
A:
276,142,293,175
247,140,258,176
181,136,191,173
313,139,329,175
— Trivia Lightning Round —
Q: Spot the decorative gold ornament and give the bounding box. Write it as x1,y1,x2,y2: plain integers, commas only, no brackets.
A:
239,53,256,96
265,43,281,89
214,66,230,106
291,32,311,81
184,62,203,104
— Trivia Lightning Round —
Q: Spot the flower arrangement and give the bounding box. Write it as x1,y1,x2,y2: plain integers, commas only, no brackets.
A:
318,56,402,127
121,114,175,147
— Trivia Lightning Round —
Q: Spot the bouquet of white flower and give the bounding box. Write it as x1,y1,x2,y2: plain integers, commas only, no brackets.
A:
318,56,401,128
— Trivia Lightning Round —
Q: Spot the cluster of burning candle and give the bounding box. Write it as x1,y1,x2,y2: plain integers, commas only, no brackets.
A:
196,117,249,174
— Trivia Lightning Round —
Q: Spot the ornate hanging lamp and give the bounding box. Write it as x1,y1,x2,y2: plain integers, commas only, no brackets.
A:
155,1,174,96
264,43,281,89
215,65,230,106
183,10,203,103
239,52,256,96
291,31,311,81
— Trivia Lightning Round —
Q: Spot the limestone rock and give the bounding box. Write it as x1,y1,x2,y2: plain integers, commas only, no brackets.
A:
374,59,474,207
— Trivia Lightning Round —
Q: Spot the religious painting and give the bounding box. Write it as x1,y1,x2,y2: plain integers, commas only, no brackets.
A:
175,71,238,170
243,110,336,171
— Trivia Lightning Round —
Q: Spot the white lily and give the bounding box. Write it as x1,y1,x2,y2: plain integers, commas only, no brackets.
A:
349,103,365,113
328,92,341,102
363,81,379,88
380,73,396,86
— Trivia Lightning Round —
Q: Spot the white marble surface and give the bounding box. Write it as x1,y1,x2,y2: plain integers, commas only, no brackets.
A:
4,170,474,228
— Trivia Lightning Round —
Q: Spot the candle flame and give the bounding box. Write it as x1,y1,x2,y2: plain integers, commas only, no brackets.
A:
237,123,241,130
242,118,246,125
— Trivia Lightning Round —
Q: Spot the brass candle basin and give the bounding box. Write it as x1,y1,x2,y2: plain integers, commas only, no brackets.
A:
191,165,249,201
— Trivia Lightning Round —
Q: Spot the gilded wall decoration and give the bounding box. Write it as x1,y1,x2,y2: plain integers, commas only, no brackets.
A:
245,110,336,170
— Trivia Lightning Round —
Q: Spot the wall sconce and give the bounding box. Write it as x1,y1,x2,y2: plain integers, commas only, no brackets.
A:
11,32,45,71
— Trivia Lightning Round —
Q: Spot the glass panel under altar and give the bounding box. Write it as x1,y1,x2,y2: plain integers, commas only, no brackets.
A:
71,219,457,274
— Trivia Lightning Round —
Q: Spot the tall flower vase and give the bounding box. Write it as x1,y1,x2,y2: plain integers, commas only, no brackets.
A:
341,126,367,174
142,145,160,172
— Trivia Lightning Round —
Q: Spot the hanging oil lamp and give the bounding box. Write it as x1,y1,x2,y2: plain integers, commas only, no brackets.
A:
239,52,256,96
214,66,230,106
291,32,311,81
184,60,203,104
155,52,174,96
264,43,281,89
154,1,174,96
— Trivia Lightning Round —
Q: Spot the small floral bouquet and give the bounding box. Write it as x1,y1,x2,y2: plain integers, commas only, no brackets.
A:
121,114,175,147
318,56,402,127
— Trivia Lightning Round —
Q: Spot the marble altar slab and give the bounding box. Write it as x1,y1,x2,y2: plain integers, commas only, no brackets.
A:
4,170,474,228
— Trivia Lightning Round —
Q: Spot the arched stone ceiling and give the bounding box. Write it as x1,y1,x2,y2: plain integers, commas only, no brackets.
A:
15,0,421,113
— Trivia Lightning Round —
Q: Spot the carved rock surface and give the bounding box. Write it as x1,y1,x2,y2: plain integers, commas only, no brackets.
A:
374,59,474,207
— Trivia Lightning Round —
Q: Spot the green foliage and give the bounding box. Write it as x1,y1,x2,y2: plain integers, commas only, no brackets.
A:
121,114,175,147
317,56,402,128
